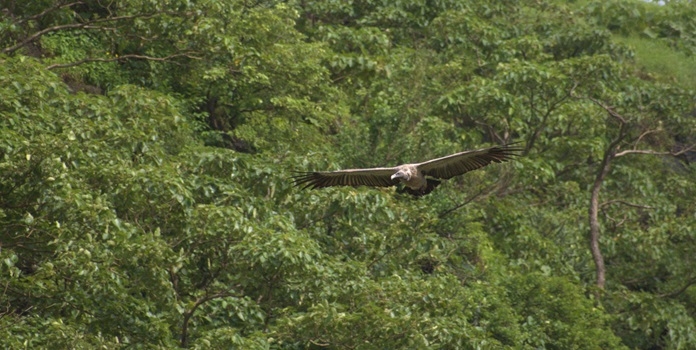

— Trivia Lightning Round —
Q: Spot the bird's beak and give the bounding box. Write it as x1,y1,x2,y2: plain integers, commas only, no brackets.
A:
391,173,402,180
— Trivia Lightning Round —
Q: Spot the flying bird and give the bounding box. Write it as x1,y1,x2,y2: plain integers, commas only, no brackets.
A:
293,144,521,196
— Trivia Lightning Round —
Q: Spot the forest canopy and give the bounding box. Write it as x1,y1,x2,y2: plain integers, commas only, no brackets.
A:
1,0,695,348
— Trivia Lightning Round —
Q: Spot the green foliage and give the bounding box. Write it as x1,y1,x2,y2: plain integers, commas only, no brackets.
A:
615,35,696,89
509,273,626,349
585,0,696,55
2,0,696,348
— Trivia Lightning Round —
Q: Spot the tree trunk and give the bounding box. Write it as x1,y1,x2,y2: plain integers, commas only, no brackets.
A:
589,151,614,289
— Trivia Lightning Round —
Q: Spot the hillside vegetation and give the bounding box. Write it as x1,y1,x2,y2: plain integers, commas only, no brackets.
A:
1,0,695,348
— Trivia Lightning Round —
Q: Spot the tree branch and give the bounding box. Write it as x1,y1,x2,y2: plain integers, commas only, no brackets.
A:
525,82,578,155
600,200,654,210
615,143,696,158
602,211,627,228
46,52,201,70
2,11,174,54
614,149,669,157
632,128,662,148
367,236,410,270
586,97,627,124
310,339,331,347
13,1,85,26
438,187,490,218
180,290,241,348
659,277,696,298
586,98,630,290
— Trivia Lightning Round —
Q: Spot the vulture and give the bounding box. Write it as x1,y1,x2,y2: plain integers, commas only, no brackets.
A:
293,144,521,196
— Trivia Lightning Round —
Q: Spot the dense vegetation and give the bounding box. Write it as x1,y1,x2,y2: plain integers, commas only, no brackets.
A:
1,0,695,348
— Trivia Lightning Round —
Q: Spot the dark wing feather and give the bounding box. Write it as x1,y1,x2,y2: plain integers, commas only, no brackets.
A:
416,144,522,180
292,167,400,189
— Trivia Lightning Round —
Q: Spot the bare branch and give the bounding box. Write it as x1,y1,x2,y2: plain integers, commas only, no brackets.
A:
602,211,627,228
587,97,627,124
181,290,242,348
572,90,629,126
367,236,410,269
439,186,491,218
633,128,662,148
587,97,630,290
46,52,201,70
615,149,669,157
2,11,175,54
525,82,578,155
615,143,696,158
310,339,331,347
600,200,654,210
674,143,696,156
10,1,85,27
659,277,696,298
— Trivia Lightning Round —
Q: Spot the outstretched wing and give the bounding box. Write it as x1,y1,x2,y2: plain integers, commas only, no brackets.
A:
293,167,400,189
416,144,522,180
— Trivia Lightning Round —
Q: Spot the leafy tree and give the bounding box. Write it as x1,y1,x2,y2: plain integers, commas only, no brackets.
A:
1,0,695,348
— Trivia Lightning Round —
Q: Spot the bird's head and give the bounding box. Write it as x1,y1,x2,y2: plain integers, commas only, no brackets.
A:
391,170,410,181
